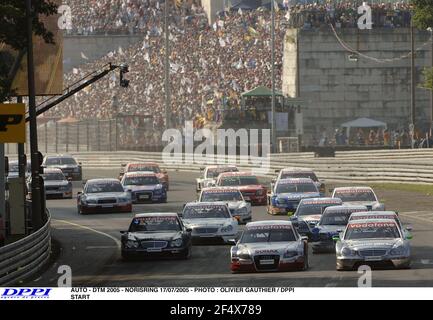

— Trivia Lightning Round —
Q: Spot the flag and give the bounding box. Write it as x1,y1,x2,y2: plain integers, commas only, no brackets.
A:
248,27,259,37
118,46,124,56
273,0,280,13
80,52,89,60
219,38,226,47
72,68,79,74
175,0,183,8
238,8,242,16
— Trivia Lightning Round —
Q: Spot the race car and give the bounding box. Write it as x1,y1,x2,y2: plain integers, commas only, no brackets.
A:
216,172,266,206
181,202,238,243
196,165,238,192
120,213,192,260
267,178,321,216
7,160,31,180
119,162,169,190
311,205,367,253
42,155,82,181
77,178,132,214
41,168,73,199
332,186,385,211
230,221,309,273
349,211,413,240
334,219,412,270
290,197,343,238
199,187,252,223
121,171,167,203
274,167,326,196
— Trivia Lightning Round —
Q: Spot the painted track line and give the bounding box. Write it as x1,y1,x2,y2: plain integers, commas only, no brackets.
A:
53,219,121,249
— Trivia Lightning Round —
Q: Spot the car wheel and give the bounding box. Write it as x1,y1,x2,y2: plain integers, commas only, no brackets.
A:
302,246,309,270
267,205,274,215
180,247,192,260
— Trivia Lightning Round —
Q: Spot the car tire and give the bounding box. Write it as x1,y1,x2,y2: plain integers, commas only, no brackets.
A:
179,247,192,260
301,246,309,271
78,206,85,215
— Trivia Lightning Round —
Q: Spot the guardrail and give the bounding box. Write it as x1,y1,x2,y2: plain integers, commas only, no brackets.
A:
64,150,433,185
0,213,51,286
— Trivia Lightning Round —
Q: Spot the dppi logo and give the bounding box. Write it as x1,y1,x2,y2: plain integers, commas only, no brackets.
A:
0,115,23,132
1,288,51,299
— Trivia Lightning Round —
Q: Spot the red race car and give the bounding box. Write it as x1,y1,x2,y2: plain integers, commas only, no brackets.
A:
216,172,267,206
119,162,169,190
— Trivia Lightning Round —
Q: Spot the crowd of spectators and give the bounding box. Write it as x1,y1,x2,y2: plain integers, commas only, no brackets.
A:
49,0,416,149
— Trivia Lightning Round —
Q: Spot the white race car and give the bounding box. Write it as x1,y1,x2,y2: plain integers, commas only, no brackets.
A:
196,165,238,192
198,187,252,224
332,186,385,211
181,202,238,243
230,220,309,272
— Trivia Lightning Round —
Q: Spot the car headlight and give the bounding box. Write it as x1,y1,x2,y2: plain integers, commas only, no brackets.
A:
74,167,80,173
341,247,358,257
125,240,139,249
171,238,183,247
390,246,406,256
238,252,251,260
83,198,96,205
118,197,130,203
283,251,298,258
221,224,234,233
235,207,248,215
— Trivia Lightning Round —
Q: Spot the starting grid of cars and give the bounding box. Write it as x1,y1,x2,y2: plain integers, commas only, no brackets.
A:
39,157,414,273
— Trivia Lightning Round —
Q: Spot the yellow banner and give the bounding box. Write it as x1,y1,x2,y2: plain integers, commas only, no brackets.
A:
0,104,26,143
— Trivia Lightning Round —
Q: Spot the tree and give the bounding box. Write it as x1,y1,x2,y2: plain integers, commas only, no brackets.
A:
412,0,433,90
0,0,58,102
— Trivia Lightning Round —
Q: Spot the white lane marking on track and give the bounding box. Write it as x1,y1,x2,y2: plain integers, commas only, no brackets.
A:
399,213,433,224
420,259,433,265
53,219,121,249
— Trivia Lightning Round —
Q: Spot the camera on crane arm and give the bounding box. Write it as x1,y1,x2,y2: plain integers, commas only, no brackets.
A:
119,63,130,88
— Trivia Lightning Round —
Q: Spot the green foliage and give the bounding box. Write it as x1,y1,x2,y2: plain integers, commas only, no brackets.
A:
423,68,433,90
0,0,58,102
412,0,433,30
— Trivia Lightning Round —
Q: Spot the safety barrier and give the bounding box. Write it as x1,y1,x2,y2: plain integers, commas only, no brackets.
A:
0,213,51,286
66,150,433,184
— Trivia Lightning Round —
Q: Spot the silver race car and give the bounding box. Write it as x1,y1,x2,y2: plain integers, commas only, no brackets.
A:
42,168,73,199
230,221,309,272
311,205,367,253
199,187,252,224
349,211,413,239
334,219,412,270
332,186,385,211
196,165,238,192
181,202,238,243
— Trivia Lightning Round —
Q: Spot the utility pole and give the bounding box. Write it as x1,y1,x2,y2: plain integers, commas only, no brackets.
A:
271,0,276,153
26,0,43,229
164,0,171,129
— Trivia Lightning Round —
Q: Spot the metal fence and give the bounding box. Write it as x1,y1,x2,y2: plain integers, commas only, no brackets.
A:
6,118,165,155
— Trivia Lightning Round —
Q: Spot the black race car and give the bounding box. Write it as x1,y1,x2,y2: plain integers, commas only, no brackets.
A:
121,213,192,260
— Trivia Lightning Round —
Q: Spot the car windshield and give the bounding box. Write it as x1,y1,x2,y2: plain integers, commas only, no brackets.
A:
241,227,296,243
123,176,159,186
86,182,124,193
43,172,66,181
296,203,338,216
345,223,401,240
206,167,238,179
129,216,181,232
219,176,258,186
201,191,243,202
334,190,376,202
46,157,77,165
320,212,352,226
281,172,318,181
276,183,317,194
128,165,160,173
183,205,230,219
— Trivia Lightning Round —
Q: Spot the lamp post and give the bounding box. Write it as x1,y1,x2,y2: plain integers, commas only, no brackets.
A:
271,0,276,153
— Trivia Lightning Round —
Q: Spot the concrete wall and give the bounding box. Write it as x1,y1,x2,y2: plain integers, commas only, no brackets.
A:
282,28,432,141
63,35,142,71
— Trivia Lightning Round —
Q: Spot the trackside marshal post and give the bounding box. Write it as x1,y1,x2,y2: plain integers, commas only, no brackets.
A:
0,103,26,245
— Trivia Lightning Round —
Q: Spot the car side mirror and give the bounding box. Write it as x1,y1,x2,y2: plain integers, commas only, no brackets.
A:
271,178,276,183
200,167,205,171
186,228,192,233
332,235,340,242
328,188,334,194
406,234,413,240
77,191,82,197
178,212,183,218
227,239,237,245
405,225,413,232
301,236,308,242
78,162,82,166
120,231,128,234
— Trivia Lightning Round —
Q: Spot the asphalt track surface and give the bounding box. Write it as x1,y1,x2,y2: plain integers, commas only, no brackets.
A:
28,169,433,287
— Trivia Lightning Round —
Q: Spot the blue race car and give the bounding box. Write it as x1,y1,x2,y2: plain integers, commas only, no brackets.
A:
267,178,321,216
311,205,367,253
121,171,167,203
290,197,343,239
